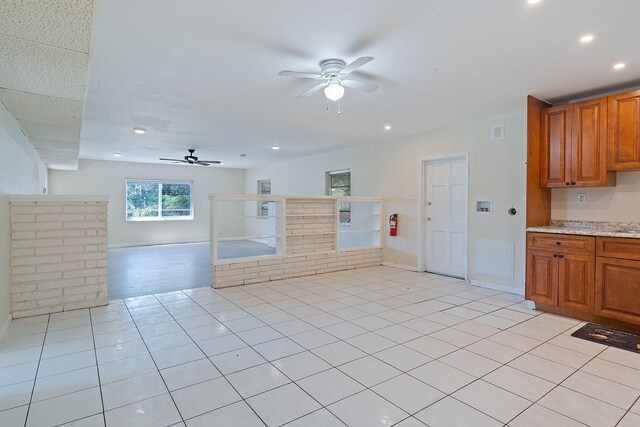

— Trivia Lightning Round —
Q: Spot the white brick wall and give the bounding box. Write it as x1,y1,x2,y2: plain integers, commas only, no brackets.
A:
9,196,109,318
285,198,336,255
213,248,382,288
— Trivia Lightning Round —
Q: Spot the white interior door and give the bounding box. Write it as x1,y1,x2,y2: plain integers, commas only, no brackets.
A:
424,156,467,278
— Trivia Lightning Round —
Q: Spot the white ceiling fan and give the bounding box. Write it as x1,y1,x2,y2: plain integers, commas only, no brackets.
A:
278,57,378,101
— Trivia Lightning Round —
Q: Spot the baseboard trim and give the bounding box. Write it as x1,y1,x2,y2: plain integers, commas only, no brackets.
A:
0,313,11,342
471,279,524,296
381,262,421,272
109,240,209,249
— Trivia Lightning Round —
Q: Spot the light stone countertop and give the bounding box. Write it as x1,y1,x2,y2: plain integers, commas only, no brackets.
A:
527,220,640,239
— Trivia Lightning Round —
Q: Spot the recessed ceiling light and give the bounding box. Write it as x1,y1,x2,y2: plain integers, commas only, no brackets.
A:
272,145,280,150
580,34,594,43
113,152,123,157
614,62,626,70
384,125,392,131
133,127,146,134
527,0,541,4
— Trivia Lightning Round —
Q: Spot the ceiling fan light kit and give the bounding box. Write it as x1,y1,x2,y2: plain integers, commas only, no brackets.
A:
278,56,378,107
324,83,344,101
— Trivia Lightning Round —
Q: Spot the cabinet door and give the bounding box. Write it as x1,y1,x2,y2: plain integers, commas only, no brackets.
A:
572,98,614,186
608,90,640,171
526,249,558,305
541,105,571,188
596,257,640,323
558,253,594,313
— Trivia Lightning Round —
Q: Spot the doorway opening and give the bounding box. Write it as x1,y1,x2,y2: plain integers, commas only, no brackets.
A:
419,154,468,279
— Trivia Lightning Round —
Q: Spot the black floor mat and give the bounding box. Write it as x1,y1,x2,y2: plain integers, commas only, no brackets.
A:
571,323,640,354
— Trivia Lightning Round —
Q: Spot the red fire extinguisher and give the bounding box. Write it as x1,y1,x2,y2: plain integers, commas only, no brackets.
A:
389,214,398,236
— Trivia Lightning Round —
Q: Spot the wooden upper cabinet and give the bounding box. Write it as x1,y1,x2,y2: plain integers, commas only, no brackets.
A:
572,98,615,186
608,90,640,170
541,98,614,188
540,105,571,188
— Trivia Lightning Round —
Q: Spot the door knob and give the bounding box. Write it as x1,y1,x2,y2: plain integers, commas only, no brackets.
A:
427,217,432,221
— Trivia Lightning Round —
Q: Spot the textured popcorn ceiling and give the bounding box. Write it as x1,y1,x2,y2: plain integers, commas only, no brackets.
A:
0,37,88,100
0,0,93,53
0,0,94,170
0,89,82,125
18,120,81,142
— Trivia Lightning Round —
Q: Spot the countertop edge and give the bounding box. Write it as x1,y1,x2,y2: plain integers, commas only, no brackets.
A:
526,227,640,239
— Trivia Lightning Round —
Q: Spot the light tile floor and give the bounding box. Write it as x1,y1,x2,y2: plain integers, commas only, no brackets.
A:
1,266,640,426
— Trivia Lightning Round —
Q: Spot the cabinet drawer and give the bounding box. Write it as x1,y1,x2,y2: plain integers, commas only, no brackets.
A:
596,257,640,324
596,237,640,261
527,233,595,255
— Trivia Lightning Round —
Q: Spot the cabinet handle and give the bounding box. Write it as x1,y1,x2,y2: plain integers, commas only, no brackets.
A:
553,254,558,257
571,182,576,186
565,182,570,186
559,254,564,259
556,241,561,245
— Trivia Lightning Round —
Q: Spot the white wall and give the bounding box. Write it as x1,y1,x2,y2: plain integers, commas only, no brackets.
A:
551,170,640,222
49,160,245,247
245,111,528,292
0,103,47,327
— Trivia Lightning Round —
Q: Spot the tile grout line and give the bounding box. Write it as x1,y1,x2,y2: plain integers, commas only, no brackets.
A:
88,307,108,426
184,272,637,424
183,277,515,425
615,394,640,427
120,295,188,424
22,314,50,427
4,267,638,426
500,324,608,426
162,275,584,424
152,293,272,426
229,278,626,425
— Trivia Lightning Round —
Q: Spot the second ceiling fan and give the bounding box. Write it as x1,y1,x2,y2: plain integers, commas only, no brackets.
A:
278,56,378,101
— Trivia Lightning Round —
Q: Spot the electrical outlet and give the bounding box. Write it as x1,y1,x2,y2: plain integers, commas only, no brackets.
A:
577,193,586,205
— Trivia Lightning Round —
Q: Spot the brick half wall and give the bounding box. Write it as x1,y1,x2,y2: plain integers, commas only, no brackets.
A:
212,247,383,288
9,195,109,318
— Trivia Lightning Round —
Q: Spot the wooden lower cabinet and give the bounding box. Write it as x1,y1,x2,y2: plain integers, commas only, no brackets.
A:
526,249,558,305
596,257,640,324
526,233,595,312
558,253,595,313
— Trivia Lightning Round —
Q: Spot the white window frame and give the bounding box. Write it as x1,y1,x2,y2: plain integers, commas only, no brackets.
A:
257,179,271,217
125,179,194,222
326,170,351,225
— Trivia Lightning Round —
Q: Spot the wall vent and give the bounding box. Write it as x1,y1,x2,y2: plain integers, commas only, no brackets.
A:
491,125,505,140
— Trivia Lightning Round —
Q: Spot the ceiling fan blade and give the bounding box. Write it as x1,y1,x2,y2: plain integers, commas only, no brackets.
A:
159,158,185,162
297,82,327,98
341,56,374,75
197,160,222,164
341,79,379,92
278,70,323,79
197,162,211,166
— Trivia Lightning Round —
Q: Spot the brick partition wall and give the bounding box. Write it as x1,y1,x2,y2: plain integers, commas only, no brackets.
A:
213,248,383,288
211,194,383,289
9,195,109,318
